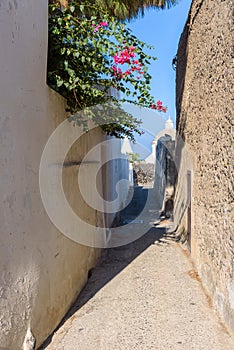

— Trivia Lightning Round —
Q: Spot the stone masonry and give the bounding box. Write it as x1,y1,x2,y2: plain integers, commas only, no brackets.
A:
175,0,234,333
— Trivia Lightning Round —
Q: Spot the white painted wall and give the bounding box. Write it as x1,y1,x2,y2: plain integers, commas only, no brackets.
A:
102,136,130,228
0,2,131,348
0,1,130,348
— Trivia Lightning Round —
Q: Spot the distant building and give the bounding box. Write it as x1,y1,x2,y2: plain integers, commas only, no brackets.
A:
151,117,176,212
145,116,175,164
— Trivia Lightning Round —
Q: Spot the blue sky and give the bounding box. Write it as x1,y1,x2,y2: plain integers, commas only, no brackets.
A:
128,0,192,124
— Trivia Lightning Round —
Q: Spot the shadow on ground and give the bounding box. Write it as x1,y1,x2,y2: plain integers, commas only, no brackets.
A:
40,226,167,349
39,186,169,349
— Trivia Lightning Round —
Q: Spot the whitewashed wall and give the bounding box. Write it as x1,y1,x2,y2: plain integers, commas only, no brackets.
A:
102,136,130,228
0,1,128,348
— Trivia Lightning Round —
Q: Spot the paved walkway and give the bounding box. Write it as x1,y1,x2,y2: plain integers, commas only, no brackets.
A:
41,187,233,350
42,230,233,350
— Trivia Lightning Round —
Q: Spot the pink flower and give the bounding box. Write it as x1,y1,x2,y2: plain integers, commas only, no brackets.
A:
123,70,131,75
110,66,124,80
129,46,135,51
113,55,120,64
133,60,139,64
122,49,129,55
92,21,108,33
100,22,108,27
122,57,131,64
150,101,166,112
93,25,101,33
114,51,131,65
129,52,136,58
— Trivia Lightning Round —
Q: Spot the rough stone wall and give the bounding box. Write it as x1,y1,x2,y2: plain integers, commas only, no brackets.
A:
176,0,234,333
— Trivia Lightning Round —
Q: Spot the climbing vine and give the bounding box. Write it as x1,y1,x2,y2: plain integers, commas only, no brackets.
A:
48,1,167,139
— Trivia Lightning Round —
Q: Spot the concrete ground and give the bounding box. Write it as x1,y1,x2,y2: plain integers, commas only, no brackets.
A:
41,229,233,350
41,188,233,350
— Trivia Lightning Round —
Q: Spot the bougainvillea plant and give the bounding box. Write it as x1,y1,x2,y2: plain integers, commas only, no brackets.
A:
48,1,167,140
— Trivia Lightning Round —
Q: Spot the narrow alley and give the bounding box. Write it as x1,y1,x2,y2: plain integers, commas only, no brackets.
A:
1,2,233,349
40,187,233,350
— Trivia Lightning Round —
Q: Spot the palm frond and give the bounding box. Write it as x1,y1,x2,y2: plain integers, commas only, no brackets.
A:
55,0,179,20
101,0,179,20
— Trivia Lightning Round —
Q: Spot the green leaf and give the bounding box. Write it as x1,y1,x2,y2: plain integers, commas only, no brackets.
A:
57,79,63,87
47,0,161,140
80,4,85,13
